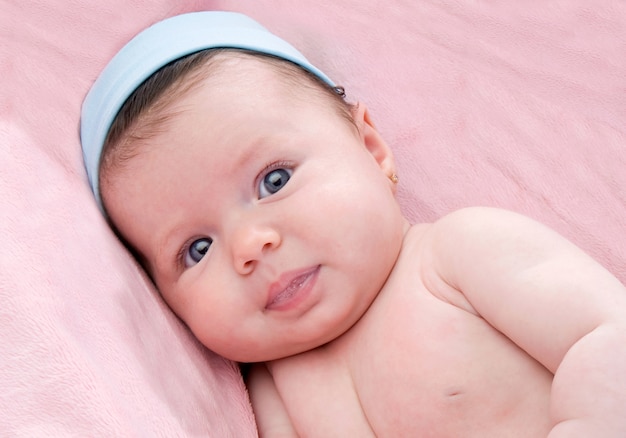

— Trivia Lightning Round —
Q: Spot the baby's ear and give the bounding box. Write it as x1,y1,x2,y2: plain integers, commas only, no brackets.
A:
352,102,396,176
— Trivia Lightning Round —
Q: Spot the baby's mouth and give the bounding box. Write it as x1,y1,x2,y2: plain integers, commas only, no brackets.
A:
265,265,320,310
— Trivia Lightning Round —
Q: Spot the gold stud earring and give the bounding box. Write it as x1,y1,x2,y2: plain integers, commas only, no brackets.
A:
389,173,399,184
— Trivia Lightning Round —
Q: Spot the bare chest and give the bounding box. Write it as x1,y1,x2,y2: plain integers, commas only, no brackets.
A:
270,281,552,437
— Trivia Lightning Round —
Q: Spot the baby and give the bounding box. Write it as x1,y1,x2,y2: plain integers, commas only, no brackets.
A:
81,11,626,437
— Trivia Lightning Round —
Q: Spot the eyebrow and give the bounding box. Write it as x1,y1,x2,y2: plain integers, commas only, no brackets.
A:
235,134,276,168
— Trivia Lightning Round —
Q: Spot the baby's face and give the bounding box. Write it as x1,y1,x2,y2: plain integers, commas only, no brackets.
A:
103,57,408,362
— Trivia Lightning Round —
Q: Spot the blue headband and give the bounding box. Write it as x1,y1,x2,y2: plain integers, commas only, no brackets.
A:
80,11,334,211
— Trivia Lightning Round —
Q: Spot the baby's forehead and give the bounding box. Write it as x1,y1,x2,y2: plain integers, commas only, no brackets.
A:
161,51,341,123
197,50,330,95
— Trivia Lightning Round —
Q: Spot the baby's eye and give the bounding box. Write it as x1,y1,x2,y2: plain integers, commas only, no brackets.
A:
184,237,212,268
259,168,292,198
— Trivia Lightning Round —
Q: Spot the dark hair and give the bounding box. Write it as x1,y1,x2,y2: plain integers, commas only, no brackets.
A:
100,48,353,190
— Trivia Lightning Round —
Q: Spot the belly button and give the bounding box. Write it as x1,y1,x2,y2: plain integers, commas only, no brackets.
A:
445,387,465,398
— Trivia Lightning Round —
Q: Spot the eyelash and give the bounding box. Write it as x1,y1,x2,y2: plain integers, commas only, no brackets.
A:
176,236,212,271
176,238,195,271
256,160,295,195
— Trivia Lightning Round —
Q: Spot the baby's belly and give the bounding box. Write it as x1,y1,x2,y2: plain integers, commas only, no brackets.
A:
354,298,553,436
272,287,553,436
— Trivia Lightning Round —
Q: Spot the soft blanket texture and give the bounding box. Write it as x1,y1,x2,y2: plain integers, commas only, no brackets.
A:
1,0,624,436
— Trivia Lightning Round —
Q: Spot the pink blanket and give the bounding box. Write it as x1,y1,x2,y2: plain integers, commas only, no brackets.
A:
1,0,624,435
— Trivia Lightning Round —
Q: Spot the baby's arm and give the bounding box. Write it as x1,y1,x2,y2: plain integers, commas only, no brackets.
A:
424,207,626,437
246,363,298,438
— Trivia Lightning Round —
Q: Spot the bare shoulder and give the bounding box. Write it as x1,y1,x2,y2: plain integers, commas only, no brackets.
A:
429,206,548,237
418,205,621,296
406,207,546,251
421,206,585,268
399,206,550,281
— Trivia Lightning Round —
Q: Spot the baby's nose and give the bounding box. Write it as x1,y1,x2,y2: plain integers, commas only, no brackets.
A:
231,222,281,275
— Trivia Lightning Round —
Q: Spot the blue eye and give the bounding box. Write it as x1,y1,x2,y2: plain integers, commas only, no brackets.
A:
259,168,292,198
184,238,212,267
